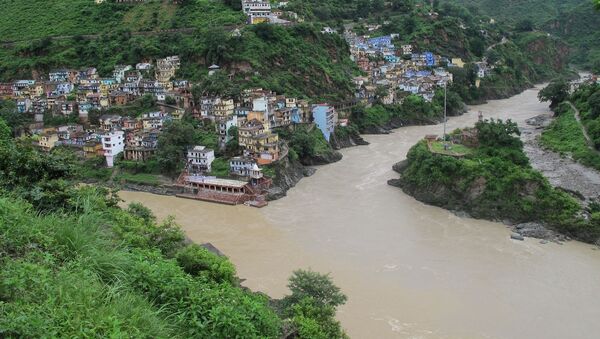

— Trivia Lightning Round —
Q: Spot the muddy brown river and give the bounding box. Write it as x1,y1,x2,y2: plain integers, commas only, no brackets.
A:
120,86,600,339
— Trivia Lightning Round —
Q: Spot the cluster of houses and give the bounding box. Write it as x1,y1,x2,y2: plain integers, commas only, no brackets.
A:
241,0,300,25
9,55,341,189
0,56,192,121
28,85,340,170
344,31,491,104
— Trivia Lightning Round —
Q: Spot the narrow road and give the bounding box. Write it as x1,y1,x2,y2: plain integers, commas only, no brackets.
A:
567,101,598,153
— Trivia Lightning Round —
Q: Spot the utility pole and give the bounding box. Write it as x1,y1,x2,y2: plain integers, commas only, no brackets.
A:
443,81,448,150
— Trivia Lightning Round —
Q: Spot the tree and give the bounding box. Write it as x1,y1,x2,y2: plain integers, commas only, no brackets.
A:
282,269,347,308
281,269,348,339
88,109,102,125
355,0,371,18
515,19,534,32
595,0,600,11
374,85,389,104
588,91,600,119
140,94,156,109
391,0,414,12
372,0,385,13
538,78,569,108
475,118,522,149
222,0,242,11
225,126,241,156
155,120,197,175
0,100,30,136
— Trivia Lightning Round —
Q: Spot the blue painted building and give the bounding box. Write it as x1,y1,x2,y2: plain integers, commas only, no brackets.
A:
311,104,337,142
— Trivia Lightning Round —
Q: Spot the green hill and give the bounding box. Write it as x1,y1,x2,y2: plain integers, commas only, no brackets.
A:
451,0,600,69
0,0,356,101
0,0,243,42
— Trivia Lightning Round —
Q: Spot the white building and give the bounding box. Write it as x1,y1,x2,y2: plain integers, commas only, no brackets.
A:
187,146,215,173
101,130,124,168
242,0,272,23
230,156,257,177
216,115,238,150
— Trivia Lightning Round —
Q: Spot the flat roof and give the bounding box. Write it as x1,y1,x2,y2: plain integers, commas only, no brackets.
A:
185,176,248,188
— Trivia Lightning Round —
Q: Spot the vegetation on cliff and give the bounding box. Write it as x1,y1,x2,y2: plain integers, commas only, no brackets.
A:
539,80,600,171
395,119,600,243
0,117,348,338
348,91,465,133
454,0,600,71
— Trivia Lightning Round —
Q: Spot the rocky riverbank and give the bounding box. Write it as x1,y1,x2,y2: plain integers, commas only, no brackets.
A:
388,161,574,243
522,113,600,204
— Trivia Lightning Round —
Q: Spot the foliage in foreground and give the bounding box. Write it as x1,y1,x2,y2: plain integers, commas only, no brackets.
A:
0,117,348,338
398,119,600,243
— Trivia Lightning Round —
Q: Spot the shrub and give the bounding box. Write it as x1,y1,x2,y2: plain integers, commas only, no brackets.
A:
175,244,237,284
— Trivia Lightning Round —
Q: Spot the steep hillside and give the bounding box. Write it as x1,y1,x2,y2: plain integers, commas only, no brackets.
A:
450,0,587,25
0,0,243,42
0,1,356,101
544,1,600,70
452,0,600,69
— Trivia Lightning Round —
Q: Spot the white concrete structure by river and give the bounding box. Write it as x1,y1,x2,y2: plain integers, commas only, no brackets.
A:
120,85,600,339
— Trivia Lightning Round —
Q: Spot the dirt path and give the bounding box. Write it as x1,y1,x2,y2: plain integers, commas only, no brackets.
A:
567,101,599,154
522,113,600,202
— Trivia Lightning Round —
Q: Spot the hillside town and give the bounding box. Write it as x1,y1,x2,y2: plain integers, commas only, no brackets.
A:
0,51,346,206
345,30,470,104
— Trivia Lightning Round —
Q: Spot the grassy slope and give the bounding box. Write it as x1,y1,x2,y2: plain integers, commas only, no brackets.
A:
0,188,280,338
0,0,242,41
541,105,600,171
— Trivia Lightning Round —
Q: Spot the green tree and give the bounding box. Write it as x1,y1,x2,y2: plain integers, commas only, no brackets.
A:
515,19,535,32
225,125,241,156
374,85,389,104
155,120,197,175
372,0,385,13
538,78,569,108
391,0,414,12
0,100,30,136
282,269,347,308
475,118,522,149
588,91,600,119
281,269,348,339
355,0,371,18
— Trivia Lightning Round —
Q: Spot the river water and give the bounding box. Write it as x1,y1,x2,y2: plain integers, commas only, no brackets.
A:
120,85,600,339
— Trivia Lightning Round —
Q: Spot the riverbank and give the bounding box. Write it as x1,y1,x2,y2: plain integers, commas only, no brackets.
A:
388,101,600,244
120,85,600,339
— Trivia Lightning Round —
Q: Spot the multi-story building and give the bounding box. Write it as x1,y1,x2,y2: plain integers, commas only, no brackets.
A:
101,130,124,168
216,115,238,150
124,130,158,162
229,156,265,180
311,104,337,142
186,146,215,173
38,132,59,152
238,119,279,165
155,56,180,84
242,0,272,23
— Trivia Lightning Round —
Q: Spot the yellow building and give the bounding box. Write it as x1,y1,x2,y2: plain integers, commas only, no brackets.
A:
38,132,59,152
238,119,279,164
83,141,103,158
247,110,269,126
451,58,465,68
213,99,235,118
